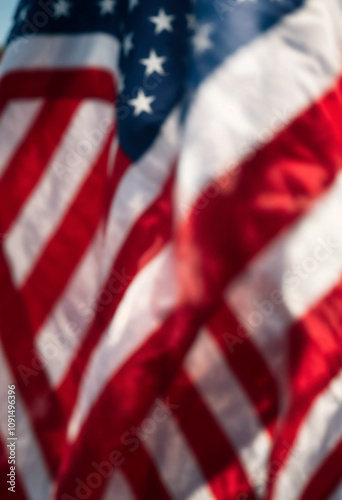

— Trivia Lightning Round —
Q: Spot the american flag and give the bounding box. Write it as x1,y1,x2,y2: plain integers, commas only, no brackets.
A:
0,0,342,498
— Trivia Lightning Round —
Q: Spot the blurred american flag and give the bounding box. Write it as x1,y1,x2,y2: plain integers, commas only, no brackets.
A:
0,0,342,499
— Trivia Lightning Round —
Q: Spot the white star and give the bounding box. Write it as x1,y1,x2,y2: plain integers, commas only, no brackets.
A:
122,32,134,56
128,0,139,12
185,14,196,30
52,0,72,18
98,0,116,15
140,49,166,77
129,89,155,116
18,6,29,21
192,24,214,54
149,8,175,34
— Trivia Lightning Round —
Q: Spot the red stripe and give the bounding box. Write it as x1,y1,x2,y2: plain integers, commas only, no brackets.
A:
208,301,279,435
0,161,174,486
57,168,175,413
21,129,114,333
170,370,257,500
266,281,342,499
0,69,115,111
177,77,342,308
0,250,64,475
55,301,206,500
300,438,342,500
121,447,172,500
0,98,80,233
54,170,177,498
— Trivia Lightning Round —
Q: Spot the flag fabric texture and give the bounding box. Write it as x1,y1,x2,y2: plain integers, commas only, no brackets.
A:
0,0,342,499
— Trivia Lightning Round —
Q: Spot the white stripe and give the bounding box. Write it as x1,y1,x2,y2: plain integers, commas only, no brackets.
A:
35,110,178,387
226,172,342,389
184,329,272,497
143,400,215,500
108,136,119,176
101,108,179,272
273,368,342,500
4,100,114,287
67,244,176,441
329,480,342,500
0,343,51,500
0,33,120,79
0,99,44,179
102,471,136,500
176,0,342,216
35,230,105,386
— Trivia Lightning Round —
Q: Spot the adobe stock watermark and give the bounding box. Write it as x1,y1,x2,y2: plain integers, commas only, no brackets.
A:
251,440,305,497
77,266,133,322
235,440,305,499
214,0,254,20
7,0,62,54
61,398,179,500
53,115,114,182
214,0,296,21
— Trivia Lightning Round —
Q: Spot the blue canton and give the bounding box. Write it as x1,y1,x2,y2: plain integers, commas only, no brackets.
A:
8,0,305,161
